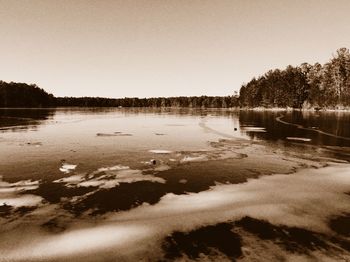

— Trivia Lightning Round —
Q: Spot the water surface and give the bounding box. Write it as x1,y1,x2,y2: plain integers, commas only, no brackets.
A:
1,108,350,261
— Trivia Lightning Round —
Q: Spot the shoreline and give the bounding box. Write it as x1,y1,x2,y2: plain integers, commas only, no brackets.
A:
239,106,350,112
1,106,350,112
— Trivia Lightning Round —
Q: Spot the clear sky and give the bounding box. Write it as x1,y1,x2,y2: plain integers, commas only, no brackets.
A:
0,0,350,98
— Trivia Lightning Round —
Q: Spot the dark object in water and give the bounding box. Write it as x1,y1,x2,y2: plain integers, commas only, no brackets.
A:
96,132,132,137
151,159,157,165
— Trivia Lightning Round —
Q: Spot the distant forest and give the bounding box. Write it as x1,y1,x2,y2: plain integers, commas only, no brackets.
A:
55,96,239,108
0,81,239,108
1,48,350,109
240,47,350,109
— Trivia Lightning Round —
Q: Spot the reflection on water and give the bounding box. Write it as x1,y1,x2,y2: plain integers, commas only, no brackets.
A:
239,110,350,147
0,108,55,132
1,108,350,261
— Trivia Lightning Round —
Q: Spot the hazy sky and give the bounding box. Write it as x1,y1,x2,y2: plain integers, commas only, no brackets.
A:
1,0,350,98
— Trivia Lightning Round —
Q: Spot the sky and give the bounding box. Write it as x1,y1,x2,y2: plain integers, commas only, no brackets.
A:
0,0,350,98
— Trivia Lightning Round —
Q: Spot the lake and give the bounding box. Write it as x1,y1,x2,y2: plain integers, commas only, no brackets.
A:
1,108,350,261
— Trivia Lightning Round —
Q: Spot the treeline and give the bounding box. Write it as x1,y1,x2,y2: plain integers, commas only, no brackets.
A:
0,81,55,107
0,80,239,108
240,48,350,109
56,96,239,108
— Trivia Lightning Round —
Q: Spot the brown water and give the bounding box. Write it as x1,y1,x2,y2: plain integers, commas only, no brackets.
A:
1,108,350,261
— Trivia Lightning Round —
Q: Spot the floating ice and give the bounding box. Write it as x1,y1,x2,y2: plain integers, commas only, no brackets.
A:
81,169,165,188
0,178,39,193
59,164,77,173
149,150,173,154
180,155,208,163
54,174,84,184
242,127,266,132
56,165,165,189
0,194,42,207
0,177,42,209
96,132,132,137
96,165,129,172
286,137,312,142
154,164,171,171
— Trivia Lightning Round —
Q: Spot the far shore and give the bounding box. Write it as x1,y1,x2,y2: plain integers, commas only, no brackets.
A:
0,106,350,113
1,106,350,112
1,106,350,113
239,106,350,112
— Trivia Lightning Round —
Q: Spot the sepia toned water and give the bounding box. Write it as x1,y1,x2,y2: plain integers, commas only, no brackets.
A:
1,108,350,261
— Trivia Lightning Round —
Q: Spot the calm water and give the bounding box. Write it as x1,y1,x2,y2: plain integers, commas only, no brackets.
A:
1,108,350,261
